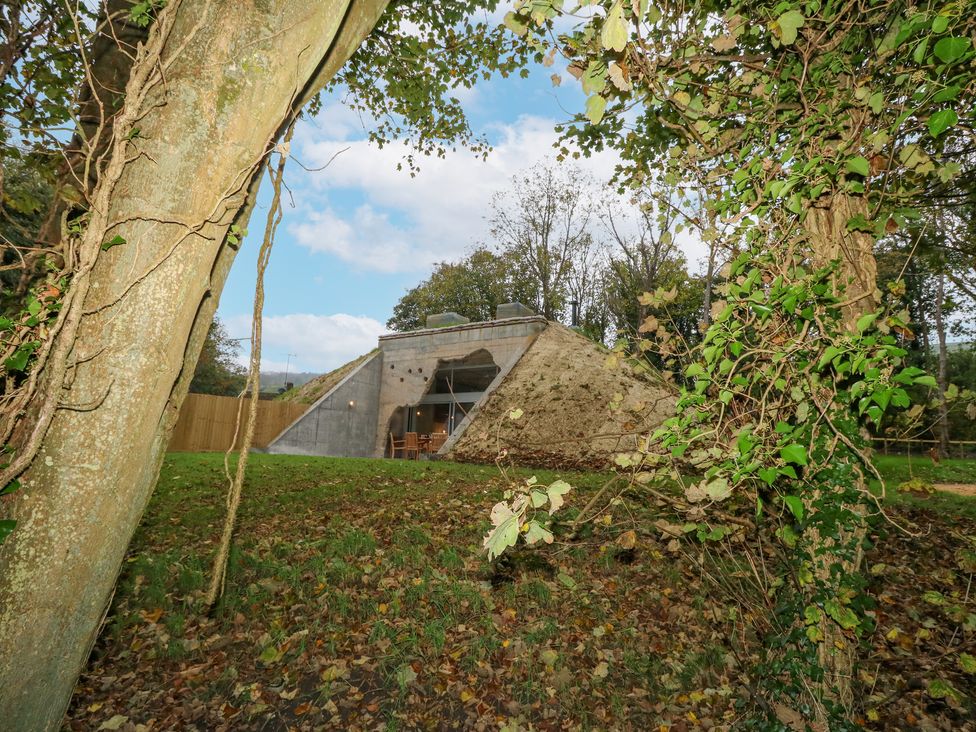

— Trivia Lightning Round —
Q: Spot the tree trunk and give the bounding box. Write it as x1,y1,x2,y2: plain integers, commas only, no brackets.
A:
0,1,388,728
934,269,950,456
801,192,878,718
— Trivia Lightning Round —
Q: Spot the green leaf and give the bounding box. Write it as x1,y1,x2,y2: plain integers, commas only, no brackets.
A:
928,109,958,138
856,312,878,333
258,644,283,665
928,679,962,703
818,345,841,369
581,60,607,95
959,653,976,674
914,375,937,387
704,477,732,501
585,94,607,124
524,520,554,545
556,571,577,589
395,664,418,687
868,91,883,115
933,85,960,103
922,590,946,605
933,36,971,64
483,515,520,560
546,480,572,513
783,495,804,522
0,519,15,545
825,599,859,630
780,444,808,466
4,342,38,373
0,479,21,497
758,468,778,486
931,16,949,34
601,1,628,52
846,156,870,177
530,489,548,508
101,234,126,251
503,11,529,37
776,10,805,45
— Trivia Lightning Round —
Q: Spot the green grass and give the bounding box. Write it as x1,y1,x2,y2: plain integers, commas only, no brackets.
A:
873,455,976,519
67,452,976,730
874,454,976,485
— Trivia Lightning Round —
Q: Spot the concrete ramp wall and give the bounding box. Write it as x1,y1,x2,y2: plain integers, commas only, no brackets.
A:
267,351,382,457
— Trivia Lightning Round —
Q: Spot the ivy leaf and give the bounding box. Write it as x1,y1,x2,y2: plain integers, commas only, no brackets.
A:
933,37,971,64
758,468,778,485
928,109,958,138
0,479,21,497
933,85,961,103
101,234,126,251
959,653,976,674
585,94,608,124
4,342,39,373
845,156,870,177
780,444,808,466
0,519,15,545
856,312,878,333
601,1,628,52
783,495,804,522
868,91,883,114
824,599,859,630
777,10,805,45
928,679,962,703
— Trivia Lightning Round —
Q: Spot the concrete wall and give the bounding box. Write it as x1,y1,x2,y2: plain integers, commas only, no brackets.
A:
373,317,548,456
267,351,382,457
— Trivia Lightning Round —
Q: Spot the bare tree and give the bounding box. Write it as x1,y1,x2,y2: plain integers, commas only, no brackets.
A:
489,163,598,321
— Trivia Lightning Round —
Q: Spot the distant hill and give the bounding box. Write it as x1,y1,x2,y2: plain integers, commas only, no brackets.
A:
259,371,319,393
276,351,377,404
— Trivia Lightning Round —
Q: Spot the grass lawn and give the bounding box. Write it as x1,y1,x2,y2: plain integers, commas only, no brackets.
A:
65,454,976,730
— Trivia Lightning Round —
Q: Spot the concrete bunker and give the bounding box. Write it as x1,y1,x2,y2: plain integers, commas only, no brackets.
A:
388,349,499,449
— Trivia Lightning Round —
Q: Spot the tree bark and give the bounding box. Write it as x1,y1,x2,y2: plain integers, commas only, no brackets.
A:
934,269,950,456
0,1,388,728
801,191,878,719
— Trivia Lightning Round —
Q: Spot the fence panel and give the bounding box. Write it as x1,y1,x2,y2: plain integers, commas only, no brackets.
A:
168,393,306,452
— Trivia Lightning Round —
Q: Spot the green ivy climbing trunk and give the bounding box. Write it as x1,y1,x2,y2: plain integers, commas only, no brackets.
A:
802,191,878,719
0,1,388,729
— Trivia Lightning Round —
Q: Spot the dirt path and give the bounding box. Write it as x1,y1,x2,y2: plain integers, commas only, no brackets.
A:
935,483,976,497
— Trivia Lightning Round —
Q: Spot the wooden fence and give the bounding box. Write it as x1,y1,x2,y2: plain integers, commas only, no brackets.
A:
168,393,307,452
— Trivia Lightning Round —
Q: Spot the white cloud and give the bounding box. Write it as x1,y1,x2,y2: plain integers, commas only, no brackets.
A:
291,114,622,273
290,204,443,274
226,313,384,373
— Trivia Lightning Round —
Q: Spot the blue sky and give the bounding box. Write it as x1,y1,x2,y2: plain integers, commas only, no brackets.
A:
218,25,702,374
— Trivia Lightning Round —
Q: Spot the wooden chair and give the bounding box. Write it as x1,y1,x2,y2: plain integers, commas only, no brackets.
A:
403,432,421,460
388,432,406,459
427,432,448,454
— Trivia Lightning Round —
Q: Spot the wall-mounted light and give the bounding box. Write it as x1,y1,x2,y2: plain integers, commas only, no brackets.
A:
348,400,356,408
